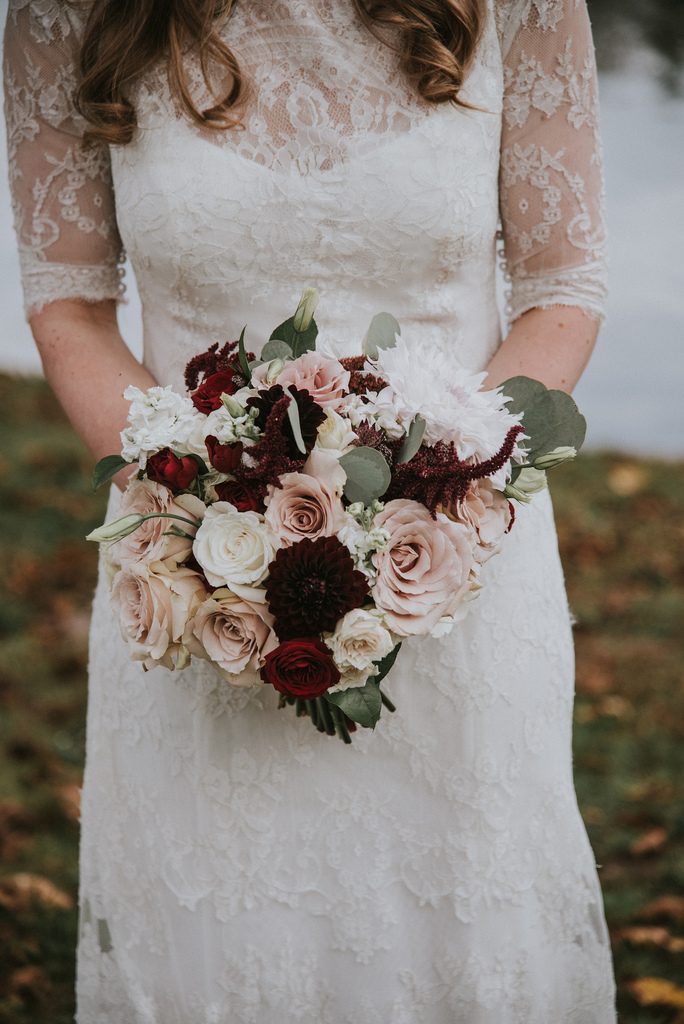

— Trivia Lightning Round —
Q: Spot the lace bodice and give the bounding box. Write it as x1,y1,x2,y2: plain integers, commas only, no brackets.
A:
4,0,607,329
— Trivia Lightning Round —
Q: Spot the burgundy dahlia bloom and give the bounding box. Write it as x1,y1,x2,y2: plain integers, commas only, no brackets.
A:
265,536,369,640
246,384,325,459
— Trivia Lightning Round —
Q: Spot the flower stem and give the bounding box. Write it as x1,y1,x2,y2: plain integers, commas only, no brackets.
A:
330,705,353,744
141,512,201,527
317,697,337,736
380,689,396,713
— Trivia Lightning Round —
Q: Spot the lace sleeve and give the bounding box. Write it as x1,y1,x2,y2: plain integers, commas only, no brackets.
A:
2,1,125,320
496,0,608,326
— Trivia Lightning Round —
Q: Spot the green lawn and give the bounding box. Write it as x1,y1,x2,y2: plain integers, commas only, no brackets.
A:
0,373,682,1023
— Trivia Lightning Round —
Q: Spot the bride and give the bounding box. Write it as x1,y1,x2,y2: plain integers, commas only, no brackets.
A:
3,0,617,1020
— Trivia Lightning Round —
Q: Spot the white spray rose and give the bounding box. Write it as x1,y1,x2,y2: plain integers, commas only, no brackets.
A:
324,608,395,692
314,409,358,458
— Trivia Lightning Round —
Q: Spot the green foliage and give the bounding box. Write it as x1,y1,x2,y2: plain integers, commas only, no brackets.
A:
502,375,587,458
339,445,392,504
362,311,401,359
91,454,128,491
0,373,682,1023
396,416,426,465
325,678,383,728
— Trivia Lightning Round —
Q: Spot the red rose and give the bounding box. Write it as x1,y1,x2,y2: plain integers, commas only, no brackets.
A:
146,448,199,491
260,638,341,698
191,370,238,413
206,435,243,473
214,479,265,513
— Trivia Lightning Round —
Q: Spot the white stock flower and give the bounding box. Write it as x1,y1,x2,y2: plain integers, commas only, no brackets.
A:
192,502,279,597
345,391,404,439
120,385,205,469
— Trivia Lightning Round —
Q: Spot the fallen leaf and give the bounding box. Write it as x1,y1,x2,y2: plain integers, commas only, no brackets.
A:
0,873,73,911
607,464,649,497
616,926,684,953
627,977,684,1010
630,827,668,856
639,895,684,922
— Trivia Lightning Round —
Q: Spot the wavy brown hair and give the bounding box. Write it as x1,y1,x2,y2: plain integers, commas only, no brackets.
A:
75,0,485,147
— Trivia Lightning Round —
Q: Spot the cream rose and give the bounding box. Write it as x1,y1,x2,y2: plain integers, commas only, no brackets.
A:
184,588,277,685
446,480,513,565
111,479,206,569
371,499,476,636
263,449,348,546
324,608,395,691
314,408,358,458
192,502,278,596
112,561,207,669
254,351,350,411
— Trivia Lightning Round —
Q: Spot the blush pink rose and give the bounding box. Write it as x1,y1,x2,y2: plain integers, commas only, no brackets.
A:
112,562,208,669
371,499,476,636
263,449,348,546
253,351,350,411
184,590,277,685
111,478,206,569
448,480,513,565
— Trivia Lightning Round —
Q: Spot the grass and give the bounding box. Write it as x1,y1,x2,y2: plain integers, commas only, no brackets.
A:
0,373,682,1023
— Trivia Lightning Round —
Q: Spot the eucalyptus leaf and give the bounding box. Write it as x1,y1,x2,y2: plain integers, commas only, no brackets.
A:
373,642,402,685
269,314,318,359
362,312,401,359
396,416,426,465
325,678,382,729
339,446,392,504
92,454,129,491
284,387,307,455
501,375,587,459
237,326,251,383
260,338,293,362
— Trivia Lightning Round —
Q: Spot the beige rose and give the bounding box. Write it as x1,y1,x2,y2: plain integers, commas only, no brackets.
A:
263,449,348,546
255,351,350,411
445,480,513,565
371,499,476,636
184,588,277,685
112,561,208,669
111,479,206,569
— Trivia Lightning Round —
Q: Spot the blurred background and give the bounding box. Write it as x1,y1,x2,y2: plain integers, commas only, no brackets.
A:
0,2,683,1022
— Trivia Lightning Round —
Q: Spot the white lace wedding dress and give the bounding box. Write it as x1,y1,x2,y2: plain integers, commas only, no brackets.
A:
4,0,617,1020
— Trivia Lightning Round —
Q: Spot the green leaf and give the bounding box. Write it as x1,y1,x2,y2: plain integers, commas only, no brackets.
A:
237,326,251,383
92,454,129,491
269,315,318,359
501,375,587,459
373,642,402,685
362,312,401,359
260,338,293,362
396,416,426,465
284,387,307,455
339,446,392,504
325,678,382,729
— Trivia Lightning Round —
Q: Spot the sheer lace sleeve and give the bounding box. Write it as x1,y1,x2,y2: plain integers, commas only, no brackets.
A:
3,0,125,319
496,0,608,326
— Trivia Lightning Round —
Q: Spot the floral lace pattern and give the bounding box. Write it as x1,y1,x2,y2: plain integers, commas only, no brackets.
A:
4,0,616,1020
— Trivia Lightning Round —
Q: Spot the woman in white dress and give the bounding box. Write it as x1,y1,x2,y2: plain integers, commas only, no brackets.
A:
3,0,617,1020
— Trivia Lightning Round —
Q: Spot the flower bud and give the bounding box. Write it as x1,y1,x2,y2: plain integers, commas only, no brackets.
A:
220,393,248,417
262,358,285,384
293,287,319,333
86,513,145,543
532,446,577,470
504,467,547,503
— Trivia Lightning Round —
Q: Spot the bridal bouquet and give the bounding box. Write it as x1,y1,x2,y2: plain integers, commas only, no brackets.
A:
87,289,585,742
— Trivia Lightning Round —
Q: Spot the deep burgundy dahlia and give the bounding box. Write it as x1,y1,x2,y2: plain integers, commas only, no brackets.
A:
246,384,325,458
265,536,369,640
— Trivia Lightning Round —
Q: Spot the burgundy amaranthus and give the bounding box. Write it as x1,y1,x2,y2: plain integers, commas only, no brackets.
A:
339,355,388,396
386,425,524,515
239,385,327,487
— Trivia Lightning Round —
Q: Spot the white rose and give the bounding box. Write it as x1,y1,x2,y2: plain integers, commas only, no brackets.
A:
112,561,207,669
314,409,358,458
192,502,279,597
324,607,395,688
